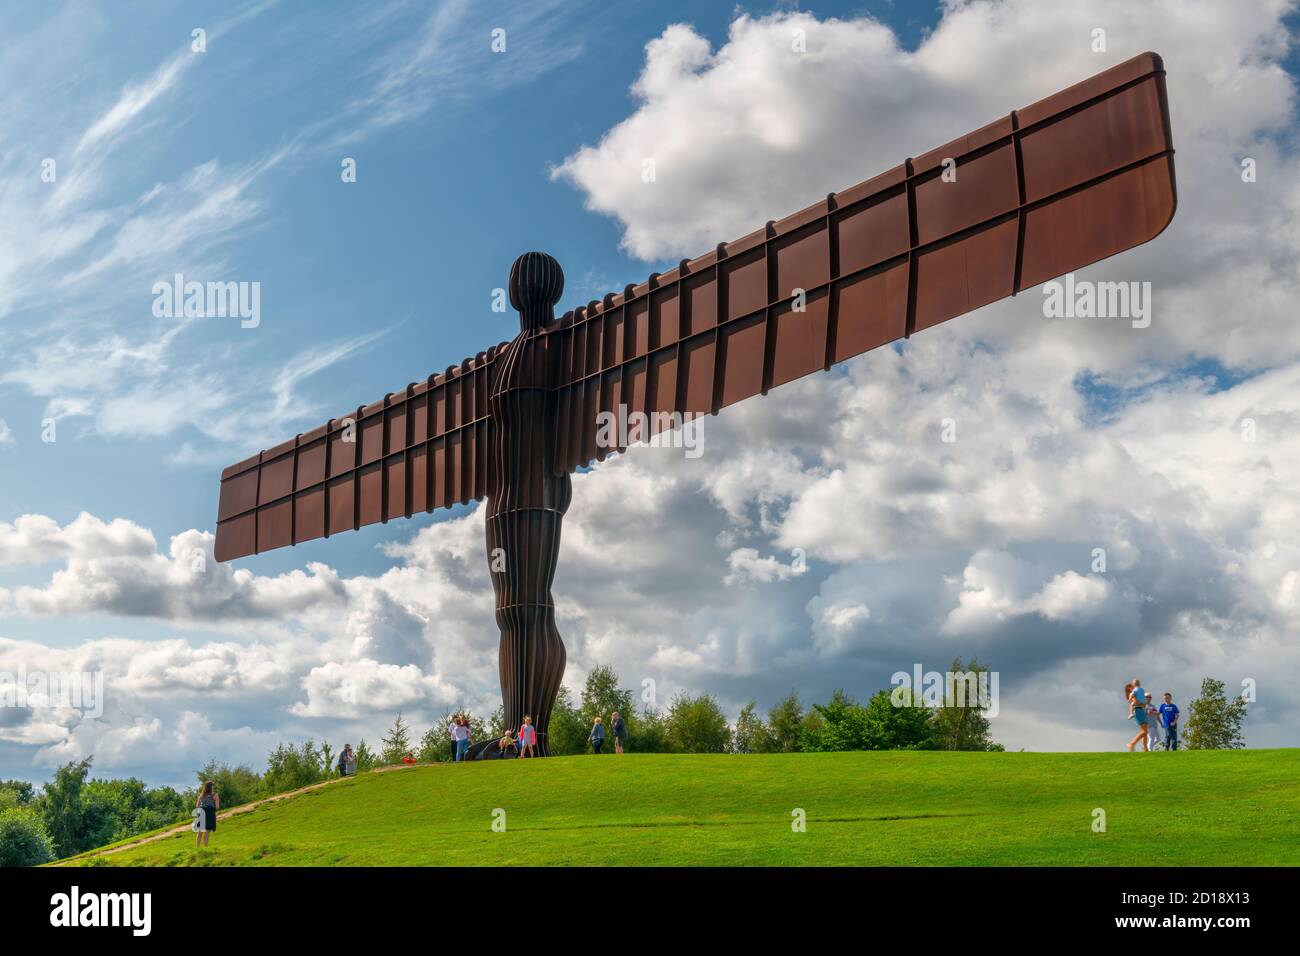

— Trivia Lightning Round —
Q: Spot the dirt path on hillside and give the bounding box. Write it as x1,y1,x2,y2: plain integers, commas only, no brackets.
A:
56,762,434,864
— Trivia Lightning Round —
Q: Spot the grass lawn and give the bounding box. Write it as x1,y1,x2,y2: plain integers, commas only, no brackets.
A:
62,749,1299,866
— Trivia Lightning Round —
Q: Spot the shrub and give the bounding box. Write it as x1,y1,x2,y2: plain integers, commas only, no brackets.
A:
664,692,732,753
0,808,56,866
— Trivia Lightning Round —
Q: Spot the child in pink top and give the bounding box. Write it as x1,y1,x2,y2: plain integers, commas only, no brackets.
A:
518,716,538,758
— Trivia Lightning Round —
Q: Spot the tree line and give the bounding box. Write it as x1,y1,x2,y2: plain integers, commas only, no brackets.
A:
0,666,1249,867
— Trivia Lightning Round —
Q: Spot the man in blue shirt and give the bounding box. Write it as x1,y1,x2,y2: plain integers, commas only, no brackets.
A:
1158,692,1180,750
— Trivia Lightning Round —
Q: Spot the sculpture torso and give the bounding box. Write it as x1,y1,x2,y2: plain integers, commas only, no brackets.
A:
487,326,571,517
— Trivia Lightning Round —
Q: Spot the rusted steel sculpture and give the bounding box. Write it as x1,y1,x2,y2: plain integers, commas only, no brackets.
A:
215,54,1177,754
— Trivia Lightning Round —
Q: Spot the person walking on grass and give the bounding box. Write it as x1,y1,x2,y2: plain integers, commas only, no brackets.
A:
518,715,538,758
195,781,219,848
611,711,627,755
589,716,605,754
1125,681,1149,752
1159,692,1180,750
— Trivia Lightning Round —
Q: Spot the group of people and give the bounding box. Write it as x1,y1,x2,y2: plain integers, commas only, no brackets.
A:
1123,678,1180,751
447,713,538,761
588,712,627,754
336,744,357,776
449,715,475,761
489,716,539,759
446,710,628,760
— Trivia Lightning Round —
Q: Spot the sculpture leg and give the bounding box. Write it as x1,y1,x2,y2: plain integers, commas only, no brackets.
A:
486,483,569,756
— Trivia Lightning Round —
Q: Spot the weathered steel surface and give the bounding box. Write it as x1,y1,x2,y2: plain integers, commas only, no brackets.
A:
214,344,509,562
548,52,1175,469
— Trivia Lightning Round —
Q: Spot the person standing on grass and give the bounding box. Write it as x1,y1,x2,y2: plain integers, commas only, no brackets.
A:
1125,682,1149,752
338,744,353,777
518,715,538,758
455,717,472,762
611,711,627,755
195,781,219,848
1159,692,1180,750
449,717,459,762
1145,698,1162,751
589,716,605,754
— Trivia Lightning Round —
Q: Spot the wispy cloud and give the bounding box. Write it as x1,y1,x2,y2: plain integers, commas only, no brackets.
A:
325,0,592,145
75,0,282,158
75,50,193,156
1,0,595,467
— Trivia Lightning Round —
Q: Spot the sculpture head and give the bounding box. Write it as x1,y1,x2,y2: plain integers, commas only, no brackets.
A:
508,251,564,330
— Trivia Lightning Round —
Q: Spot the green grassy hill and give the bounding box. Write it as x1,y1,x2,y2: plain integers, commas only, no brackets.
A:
61,750,1300,866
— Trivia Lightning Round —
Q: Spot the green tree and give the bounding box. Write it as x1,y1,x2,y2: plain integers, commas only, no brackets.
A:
547,688,590,756
354,739,377,771
191,760,263,809
0,809,55,866
464,712,490,746
142,786,188,829
581,665,635,725
803,689,935,752
486,705,507,739
82,778,186,845
379,714,413,765
732,701,773,754
321,741,335,778
632,706,669,753
664,692,732,753
930,657,999,751
264,740,326,793
417,725,447,763
0,780,35,805
40,758,92,857
799,689,855,751
1185,677,1248,750
766,691,805,753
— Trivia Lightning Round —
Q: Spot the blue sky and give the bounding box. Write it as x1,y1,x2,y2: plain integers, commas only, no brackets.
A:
3,0,1299,786
2,0,931,587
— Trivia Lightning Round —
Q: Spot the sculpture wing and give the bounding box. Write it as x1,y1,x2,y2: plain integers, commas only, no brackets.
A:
214,341,511,562
548,52,1175,472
